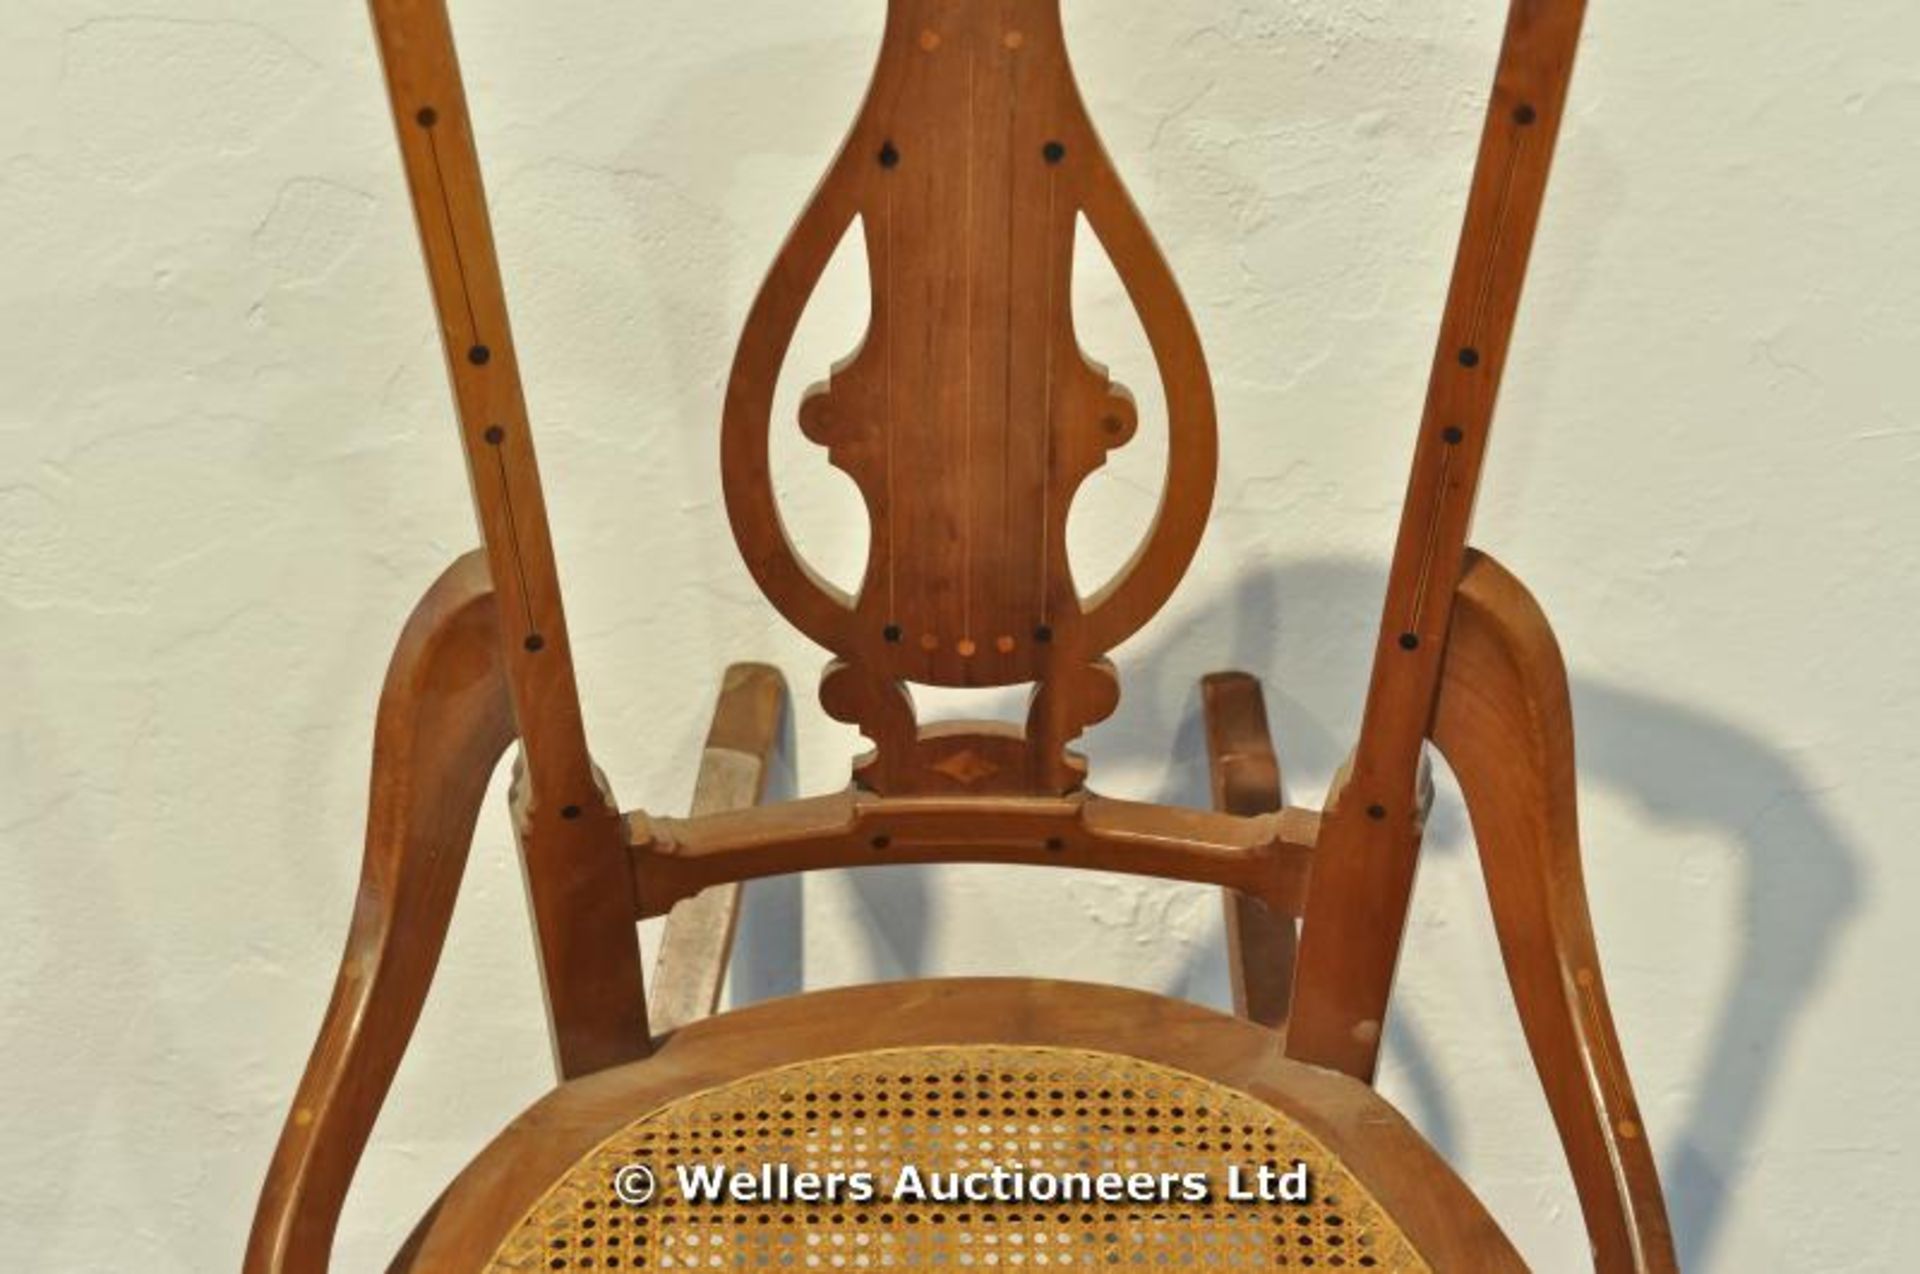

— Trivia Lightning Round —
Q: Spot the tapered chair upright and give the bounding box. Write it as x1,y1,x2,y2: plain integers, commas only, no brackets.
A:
249,2,1679,1270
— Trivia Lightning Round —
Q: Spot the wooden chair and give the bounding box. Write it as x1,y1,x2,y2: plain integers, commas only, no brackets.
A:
249,1,1678,1269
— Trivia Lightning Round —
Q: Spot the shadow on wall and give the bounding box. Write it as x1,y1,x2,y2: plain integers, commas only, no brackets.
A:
515,13,1850,1270
728,555,1861,1271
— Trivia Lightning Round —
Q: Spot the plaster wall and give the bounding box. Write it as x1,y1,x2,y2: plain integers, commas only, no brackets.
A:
1,2,1914,1269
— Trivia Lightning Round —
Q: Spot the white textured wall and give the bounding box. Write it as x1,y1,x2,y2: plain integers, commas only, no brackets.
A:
2,1,1914,1269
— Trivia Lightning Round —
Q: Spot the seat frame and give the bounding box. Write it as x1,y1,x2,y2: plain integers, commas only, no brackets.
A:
248,1,1679,1270
393,979,1529,1271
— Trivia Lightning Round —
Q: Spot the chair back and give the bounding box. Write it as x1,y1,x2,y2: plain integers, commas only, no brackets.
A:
722,0,1218,797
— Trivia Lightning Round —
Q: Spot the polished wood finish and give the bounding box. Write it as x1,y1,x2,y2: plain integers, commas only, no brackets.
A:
1202,671,1297,1029
398,980,1526,1273
647,664,789,1036
722,0,1215,795
253,0,1679,1268
1289,0,1591,1083
367,0,649,1077
1433,553,1677,1271
248,552,515,1274
634,791,1318,922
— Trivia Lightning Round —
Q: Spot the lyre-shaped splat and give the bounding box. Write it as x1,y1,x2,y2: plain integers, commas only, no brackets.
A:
723,0,1217,795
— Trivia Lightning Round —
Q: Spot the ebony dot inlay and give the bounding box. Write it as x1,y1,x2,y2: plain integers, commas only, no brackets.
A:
1043,140,1066,164
469,344,492,366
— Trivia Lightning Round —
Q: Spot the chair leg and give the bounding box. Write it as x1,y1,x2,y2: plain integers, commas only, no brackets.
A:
1200,672,1296,1030
247,552,517,1274
648,663,791,1035
1432,551,1678,1274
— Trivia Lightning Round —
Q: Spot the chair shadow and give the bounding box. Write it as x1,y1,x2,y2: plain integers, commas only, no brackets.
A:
614,21,1857,1269
731,691,806,1004
727,552,1860,1268
1095,555,1859,1269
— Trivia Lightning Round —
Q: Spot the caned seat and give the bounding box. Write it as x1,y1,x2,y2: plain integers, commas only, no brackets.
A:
410,982,1517,1272
249,2,1680,1272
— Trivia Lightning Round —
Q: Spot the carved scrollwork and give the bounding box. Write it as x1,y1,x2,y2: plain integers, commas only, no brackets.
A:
721,0,1216,793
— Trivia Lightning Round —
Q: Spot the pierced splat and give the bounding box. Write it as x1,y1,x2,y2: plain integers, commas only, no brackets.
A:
722,0,1217,795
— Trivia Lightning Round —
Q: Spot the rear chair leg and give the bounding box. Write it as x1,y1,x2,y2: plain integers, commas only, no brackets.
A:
648,663,791,1035
1432,551,1678,1273
1200,672,1296,1030
248,552,516,1274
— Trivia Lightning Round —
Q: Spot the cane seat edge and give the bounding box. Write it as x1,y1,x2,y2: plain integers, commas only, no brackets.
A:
399,979,1524,1273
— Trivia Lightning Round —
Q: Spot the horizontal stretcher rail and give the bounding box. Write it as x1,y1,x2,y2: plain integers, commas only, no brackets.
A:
627,793,1320,920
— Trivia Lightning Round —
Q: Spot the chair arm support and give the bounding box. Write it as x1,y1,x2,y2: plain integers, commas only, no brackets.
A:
246,551,516,1274
1200,671,1297,1030
1432,550,1677,1273
648,663,792,1035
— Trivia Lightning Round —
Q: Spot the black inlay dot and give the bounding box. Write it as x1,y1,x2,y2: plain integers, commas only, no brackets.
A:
561,804,583,821
1398,632,1421,651
1367,804,1388,821
484,425,506,445
524,633,546,652
1043,140,1066,164
878,141,900,169
468,344,492,366
1443,426,1465,445
415,107,438,128
871,835,892,851
1457,347,1481,368
883,624,903,643
1045,837,1066,853
1514,103,1538,126
1033,624,1054,643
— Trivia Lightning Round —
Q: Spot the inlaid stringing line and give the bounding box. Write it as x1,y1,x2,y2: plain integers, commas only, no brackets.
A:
1408,119,1528,637
1466,128,1528,353
419,115,482,346
962,48,978,649
491,446,540,639
418,104,538,644
1406,444,1455,637
1001,42,1021,643
1579,979,1631,1115
873,65,909,641
1037,168,1059,628
885,191,898,628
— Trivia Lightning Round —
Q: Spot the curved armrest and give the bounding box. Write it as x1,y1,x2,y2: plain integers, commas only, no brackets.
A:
1432,550,1678,1273
246,551,517,1274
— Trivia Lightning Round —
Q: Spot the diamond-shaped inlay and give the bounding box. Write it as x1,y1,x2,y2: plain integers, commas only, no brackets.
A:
930,749,1000,787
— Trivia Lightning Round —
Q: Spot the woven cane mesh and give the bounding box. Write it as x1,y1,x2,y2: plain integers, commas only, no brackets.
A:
485,1045,1430,1272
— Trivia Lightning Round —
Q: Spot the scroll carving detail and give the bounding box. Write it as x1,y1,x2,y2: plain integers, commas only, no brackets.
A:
721,0,1216,794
